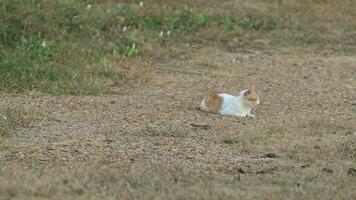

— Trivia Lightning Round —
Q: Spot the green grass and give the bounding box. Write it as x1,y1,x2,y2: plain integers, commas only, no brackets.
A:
0,1,144,94
1,0,355,94
0,0,284,94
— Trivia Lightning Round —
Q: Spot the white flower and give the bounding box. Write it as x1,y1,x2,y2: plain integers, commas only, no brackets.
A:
166,30,171,35
139,1,144,7
132,43,136,49
159,31,164,37
2,115,7,120
41,41,46,48
87,4,92,9
122,26,127,32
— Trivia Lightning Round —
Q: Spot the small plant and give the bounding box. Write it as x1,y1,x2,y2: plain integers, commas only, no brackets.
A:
115,42,140,58
19,36,54,63
219,15,237,31
0,107,31,136
238,14,277,30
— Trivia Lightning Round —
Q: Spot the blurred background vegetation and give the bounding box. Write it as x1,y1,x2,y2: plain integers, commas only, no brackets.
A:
1,0,355,94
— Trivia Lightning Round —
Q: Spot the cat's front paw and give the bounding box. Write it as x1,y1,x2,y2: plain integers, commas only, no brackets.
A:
247,113,255,118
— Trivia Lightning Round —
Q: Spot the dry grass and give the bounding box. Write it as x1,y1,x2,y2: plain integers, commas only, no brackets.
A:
0,103,34,136
1,0,356,199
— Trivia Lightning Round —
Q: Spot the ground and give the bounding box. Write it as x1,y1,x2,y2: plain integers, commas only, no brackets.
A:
1,1,356,200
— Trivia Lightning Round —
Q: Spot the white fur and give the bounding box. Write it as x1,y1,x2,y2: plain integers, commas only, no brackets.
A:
200,99,207,110
201,90,260,118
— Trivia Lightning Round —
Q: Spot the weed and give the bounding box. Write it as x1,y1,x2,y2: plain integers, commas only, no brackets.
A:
115,42,140,58
238,14,278,31
219,15,238,31
0,106,31,136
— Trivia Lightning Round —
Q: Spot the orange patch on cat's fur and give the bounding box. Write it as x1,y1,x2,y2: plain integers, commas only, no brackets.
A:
204,92,223,112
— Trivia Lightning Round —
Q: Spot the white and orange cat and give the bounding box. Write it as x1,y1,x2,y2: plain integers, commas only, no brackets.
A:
200,87,260,118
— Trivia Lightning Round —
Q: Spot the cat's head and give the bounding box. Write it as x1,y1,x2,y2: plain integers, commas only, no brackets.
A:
240,87,260,106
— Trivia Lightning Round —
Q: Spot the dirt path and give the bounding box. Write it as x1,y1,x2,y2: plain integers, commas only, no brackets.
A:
1,47,355,199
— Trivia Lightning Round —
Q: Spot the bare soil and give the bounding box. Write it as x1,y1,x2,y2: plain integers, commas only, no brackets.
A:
1,44,355,199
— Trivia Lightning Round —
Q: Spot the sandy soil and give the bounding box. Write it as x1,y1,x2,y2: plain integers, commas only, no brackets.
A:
1,46,355,199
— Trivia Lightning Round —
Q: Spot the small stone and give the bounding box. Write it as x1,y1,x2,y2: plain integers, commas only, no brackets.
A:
347,168,356,176
322,168,333,173
264,153,279,158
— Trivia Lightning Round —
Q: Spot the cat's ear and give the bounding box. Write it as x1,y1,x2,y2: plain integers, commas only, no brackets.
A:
244,89,251,96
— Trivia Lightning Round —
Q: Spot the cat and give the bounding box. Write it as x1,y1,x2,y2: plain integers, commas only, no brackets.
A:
200,87,260,118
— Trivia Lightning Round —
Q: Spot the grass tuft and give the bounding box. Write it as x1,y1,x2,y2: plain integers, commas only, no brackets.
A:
0,106,32,136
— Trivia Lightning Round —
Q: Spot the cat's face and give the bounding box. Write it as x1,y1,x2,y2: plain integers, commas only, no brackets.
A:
242,88,260,106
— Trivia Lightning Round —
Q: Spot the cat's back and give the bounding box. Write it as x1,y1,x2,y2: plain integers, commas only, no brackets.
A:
200,92,234,113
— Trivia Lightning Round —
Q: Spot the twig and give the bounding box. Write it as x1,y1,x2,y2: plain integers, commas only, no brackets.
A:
190,123,211,130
